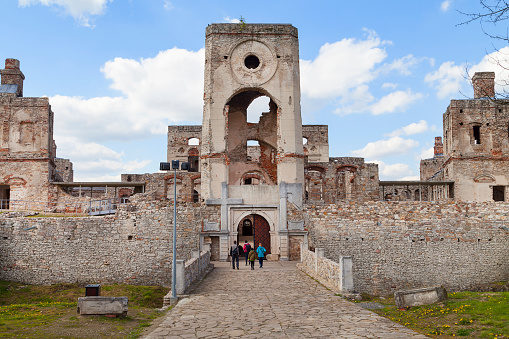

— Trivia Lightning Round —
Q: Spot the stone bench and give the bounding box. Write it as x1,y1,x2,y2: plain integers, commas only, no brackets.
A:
394,286,447,308
77,296,128,316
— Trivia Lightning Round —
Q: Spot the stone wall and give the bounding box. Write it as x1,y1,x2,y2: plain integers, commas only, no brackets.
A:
304,201,509,295
0,196,219,287
297,247,347,294
305,157,379,204
184,249,212,292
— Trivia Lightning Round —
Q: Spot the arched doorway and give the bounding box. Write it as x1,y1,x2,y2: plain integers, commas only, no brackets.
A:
237,214,271,255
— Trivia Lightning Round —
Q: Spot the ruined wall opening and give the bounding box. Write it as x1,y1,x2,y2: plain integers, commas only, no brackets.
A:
0,185,10,209
473,125,481,144
241,171,265,185
226,90,277,185
188,148,199,172
244,55,260,69
237,214,271,254
493,185,505,202
305,166,325,201
337,166,357,201
188,137,200,145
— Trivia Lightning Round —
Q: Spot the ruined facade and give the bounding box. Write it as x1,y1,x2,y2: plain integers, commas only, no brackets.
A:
0,24,508,295
0,59,70,208
421,72,509,202
151,24,380,262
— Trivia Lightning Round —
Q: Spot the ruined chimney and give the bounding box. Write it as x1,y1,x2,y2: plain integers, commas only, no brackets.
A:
434,136,443,157
472,72,495,99
0,58,25,97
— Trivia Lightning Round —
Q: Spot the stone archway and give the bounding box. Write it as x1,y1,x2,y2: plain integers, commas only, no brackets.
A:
253,214,271,254
237,213,271,254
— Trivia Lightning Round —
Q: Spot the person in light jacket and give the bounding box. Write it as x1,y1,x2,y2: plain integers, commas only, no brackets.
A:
256,243,266,268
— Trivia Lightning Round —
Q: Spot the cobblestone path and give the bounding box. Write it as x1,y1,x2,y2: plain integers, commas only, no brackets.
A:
142,261,428,338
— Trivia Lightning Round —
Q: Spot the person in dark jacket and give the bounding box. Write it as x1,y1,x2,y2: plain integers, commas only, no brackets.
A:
230,241,240,269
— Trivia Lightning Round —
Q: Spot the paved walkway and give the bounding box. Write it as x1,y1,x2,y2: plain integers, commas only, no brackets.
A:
142,261,428,338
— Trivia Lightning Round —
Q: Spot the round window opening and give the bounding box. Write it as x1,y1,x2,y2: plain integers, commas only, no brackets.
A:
244,55,260,69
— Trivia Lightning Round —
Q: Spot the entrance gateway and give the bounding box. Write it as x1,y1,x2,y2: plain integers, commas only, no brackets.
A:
200,24,308,261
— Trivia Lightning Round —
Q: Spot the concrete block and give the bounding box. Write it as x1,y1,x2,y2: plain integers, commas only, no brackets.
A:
340,256,354,293
266,254,279,261
394,286,447,308
77,296,128,316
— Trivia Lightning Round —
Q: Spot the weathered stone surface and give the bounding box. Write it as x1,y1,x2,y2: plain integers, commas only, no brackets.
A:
394,286,447,308
77,296,128,316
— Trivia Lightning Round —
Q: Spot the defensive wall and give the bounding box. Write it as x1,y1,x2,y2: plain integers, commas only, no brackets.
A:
303,201,509,295
0,194,219,287
1,198,508,296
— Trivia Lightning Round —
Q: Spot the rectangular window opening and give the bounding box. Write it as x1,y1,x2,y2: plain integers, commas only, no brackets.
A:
473,126,481,144
0,185,10,210
188,156,199,172
493,186,505,202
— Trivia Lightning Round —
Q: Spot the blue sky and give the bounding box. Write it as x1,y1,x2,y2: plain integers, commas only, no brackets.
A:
3,0,509,181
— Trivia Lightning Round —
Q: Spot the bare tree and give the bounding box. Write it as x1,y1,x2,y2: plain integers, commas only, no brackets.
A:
459,1,509,101
459,0,509,41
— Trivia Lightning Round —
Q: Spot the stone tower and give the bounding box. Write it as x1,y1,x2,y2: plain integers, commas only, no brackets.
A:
201,23,304,199
200,24,306,261
441,72,509,201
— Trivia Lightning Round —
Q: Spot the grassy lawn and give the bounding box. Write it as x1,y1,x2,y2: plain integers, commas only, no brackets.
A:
0,280,169,338
361,290,509,338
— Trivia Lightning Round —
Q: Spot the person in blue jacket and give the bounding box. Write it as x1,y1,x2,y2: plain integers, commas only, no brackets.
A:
256,243,266,268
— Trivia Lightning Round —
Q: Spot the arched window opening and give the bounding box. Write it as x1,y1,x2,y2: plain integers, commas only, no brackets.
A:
303,137,308,145
241,171,264,185
188,137,200,145
247,96,270,123
305,167,325,201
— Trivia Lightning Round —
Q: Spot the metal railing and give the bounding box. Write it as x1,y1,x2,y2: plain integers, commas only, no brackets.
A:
0,197,130,215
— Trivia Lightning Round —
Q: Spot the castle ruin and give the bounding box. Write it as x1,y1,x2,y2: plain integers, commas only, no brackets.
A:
0,24,508,295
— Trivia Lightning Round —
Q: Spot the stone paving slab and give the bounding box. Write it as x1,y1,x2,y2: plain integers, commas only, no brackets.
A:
142,261,428,338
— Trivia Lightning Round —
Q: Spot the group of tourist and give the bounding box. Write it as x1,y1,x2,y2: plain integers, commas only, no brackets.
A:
230,240,266,270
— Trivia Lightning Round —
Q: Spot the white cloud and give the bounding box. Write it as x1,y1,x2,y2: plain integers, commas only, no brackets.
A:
424,61,464,98
416,146,435,161
300,29,388,99
370,90,424,115
56,136,150,181
18,0,111,27
399,175,420,181
224,17,240,23
440,0,452,12
387,120,429,137
469,47,509,93
163,0,174,11
301,30,425,116
369,160,415,180
425,46,509,98
351,136,419,158
333,84,375,115
380,55,423,76
382,83,398,89
52,48,205,143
